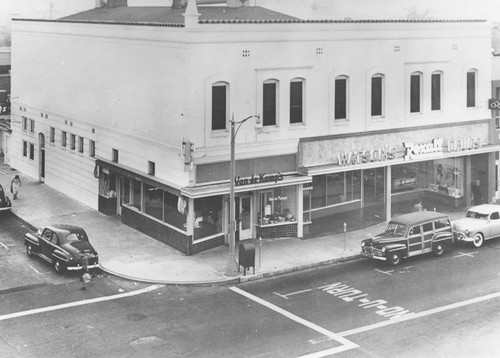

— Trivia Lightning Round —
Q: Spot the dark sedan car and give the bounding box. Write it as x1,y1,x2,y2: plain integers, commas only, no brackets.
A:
0,183,12,210
24,225,99,273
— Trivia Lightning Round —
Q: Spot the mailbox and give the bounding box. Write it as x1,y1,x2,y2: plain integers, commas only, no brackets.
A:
238,243,255,276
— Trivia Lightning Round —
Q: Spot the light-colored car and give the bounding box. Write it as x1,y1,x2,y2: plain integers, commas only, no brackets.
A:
452,204,500,248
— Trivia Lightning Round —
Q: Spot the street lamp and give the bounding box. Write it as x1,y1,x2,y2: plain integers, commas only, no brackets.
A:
225,114,260,276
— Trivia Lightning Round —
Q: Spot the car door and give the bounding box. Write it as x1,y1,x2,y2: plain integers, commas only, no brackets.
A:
40,229,58,259
408,225,422,255
422,222,434,251
488,211,500,239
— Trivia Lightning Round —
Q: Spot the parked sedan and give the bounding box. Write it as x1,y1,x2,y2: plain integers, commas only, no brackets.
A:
0,183,12,210
452,204,500,248
24,225,99,273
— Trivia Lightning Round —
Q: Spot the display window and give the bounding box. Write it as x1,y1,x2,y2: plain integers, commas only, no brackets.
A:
193,195,223,240
99,171,116,198
311,170,361,209
258,186,297,226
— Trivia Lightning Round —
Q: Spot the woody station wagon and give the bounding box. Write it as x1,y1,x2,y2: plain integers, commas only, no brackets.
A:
361,211,454,266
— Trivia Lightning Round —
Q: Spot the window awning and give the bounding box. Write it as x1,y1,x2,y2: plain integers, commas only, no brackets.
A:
95,157,181,196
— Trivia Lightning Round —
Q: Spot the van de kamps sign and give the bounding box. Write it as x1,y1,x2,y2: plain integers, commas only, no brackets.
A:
234,173,284,186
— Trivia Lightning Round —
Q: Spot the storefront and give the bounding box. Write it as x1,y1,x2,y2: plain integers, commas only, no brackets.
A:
95,154,312,255
299,120,500,235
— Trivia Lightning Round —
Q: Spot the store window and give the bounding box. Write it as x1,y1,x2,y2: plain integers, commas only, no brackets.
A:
164,192,187,231
99,171,117,199
311,171,361,209
193,195,223,240
258,186,297,226
144,183,163,221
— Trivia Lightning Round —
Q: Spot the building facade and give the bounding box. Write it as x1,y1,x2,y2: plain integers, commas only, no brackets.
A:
10,0,497,254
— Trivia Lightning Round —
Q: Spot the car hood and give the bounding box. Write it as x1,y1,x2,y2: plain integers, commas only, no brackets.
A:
365,232,404,245
62,241,96,254
452,218,486,231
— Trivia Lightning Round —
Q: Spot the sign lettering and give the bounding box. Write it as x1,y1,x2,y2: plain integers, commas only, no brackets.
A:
489,99,500,110
403,138,444,161
234,173,284,187
338,146,397,166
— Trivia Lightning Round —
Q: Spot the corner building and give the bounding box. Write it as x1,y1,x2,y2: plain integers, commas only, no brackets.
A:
10,0,497,254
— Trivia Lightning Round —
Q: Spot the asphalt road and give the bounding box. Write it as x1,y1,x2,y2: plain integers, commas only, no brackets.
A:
1,211,500,357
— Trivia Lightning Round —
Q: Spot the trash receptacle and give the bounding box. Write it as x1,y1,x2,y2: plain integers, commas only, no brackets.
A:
238,243,255,276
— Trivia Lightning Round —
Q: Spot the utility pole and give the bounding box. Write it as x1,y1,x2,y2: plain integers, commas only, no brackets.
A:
224,114,259,276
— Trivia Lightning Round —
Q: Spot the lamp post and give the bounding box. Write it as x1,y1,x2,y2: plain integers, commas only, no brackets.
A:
225,114,259,276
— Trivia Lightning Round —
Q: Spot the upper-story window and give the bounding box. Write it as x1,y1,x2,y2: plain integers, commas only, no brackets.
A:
263,80,278,126
371,74,384,117
61,131,67,147
22,116,28,131
49,127,55,143
29,119,35,133
89,140,96,157
112,148,119,163
410,72,423,113
70,134,76,150
431,71,442,111
290,78,304,124
467,69,477,108
212,82,228,131
78,136,84,153
335,76,348,120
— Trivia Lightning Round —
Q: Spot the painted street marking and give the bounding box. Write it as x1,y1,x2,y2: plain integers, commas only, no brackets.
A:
453,251,478,258
375,269,393,276
0,242,15,250
273,288,312,299
230,287,358,357
338,290,500,337
28,265,41,274
318,283,414,320
0,284,163,322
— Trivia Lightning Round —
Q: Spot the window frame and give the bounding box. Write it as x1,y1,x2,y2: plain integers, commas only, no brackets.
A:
211,82,229,131
290,78,305,124
263,79,278,126
371,74,384,117
334,75,348,120
410,72,423,114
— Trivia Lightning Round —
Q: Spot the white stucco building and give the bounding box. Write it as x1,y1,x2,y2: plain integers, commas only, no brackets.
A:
10,0,497,254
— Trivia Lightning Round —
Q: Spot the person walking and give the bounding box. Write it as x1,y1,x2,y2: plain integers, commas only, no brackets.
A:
80,254,91,290
10,175,21,200
471,180,483,206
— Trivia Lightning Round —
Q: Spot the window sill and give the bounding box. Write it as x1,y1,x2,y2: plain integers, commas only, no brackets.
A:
289,123,306,130
210,129,229,138
333,119,349,126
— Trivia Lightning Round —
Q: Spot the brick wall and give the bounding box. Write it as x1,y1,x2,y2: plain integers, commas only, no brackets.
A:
257,223,297,239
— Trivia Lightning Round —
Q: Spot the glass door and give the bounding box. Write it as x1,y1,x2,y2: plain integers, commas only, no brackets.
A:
237,196,252,240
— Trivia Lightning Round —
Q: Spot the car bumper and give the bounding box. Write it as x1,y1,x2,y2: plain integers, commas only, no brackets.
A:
361,249,386,261
67,263,100,271
454,232,473,243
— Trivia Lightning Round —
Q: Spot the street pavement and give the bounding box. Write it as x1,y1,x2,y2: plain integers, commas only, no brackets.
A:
0,163,466,285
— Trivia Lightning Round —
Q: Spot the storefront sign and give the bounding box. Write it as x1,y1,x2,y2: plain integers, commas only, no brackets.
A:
338,146,397,166
269,196,288,201
234,173,284,186
489,99,500,110
447,137,481,152
403,138,444,161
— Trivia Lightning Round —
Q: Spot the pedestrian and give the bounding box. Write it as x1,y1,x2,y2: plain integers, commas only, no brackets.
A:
412,200,423,212
10,174,21,200
80,254,91,290
471,180,482,206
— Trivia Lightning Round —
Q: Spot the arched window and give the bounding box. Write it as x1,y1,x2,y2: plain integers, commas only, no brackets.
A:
290,78,305,124
431,71,443,111
211,82,229,130
371,73,384,117
410,71,423,113
335,75,348,120
263,79,279,126
466,69,477,108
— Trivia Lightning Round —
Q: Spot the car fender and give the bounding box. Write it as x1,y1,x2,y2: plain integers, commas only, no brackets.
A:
433,232,453,243
52,249,70,263
24,233,40,247
384,243,407,252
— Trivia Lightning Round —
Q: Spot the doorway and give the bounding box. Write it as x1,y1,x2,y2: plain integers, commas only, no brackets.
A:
235,195,252,241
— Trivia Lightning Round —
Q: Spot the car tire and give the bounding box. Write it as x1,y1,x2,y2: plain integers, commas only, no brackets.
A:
53,260,65,273
473,233,484,248
26,244,34,257
388,252,401,266
434,243,445,256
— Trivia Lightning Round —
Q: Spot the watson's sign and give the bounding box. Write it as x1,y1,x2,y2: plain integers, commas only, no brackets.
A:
235,173,284,186
338,146,397,166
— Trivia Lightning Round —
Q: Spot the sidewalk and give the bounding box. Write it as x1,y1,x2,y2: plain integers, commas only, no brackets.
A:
0,164,466,285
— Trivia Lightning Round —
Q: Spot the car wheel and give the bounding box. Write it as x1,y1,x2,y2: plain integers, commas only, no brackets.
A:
388,252,401,266
53,260,65,273
434,243,445,256
26,244,34,257
473,233,484,248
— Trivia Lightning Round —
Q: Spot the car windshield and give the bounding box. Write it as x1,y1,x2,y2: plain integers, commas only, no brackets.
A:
385,222,408,236
466,211,489,220
65,231,88,242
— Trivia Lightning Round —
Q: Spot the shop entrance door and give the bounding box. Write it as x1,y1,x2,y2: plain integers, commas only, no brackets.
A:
363,168,385,206
235,196,252,241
